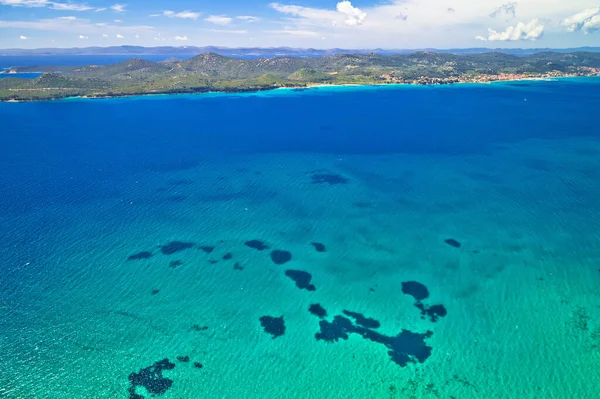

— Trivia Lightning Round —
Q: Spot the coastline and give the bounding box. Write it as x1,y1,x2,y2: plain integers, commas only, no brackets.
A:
2,74,599,103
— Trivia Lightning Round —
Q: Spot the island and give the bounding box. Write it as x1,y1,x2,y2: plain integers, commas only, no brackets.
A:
1,51,599,102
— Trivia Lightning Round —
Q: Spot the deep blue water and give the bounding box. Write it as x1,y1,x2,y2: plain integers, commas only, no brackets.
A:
0,72,41,79
1,79,599,217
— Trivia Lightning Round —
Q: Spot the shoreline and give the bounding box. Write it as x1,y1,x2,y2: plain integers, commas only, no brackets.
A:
2,75,599,103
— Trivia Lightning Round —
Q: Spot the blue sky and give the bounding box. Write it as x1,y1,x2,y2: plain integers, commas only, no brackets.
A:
0,0,599,49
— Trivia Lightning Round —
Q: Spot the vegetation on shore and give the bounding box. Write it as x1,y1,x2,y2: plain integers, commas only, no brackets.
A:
1,51,600,101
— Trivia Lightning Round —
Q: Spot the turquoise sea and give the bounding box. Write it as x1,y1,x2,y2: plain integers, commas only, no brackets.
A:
1,79,600,398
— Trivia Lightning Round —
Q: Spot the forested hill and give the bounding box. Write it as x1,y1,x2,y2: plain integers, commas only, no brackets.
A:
2,51,600,101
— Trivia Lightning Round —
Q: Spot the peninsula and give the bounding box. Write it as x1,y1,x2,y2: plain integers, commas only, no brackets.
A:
1,51,599,102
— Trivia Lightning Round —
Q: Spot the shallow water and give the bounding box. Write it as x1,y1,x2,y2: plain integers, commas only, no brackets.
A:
1,79,599,398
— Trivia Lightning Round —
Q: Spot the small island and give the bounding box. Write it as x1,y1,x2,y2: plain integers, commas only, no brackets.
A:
1,51,599,102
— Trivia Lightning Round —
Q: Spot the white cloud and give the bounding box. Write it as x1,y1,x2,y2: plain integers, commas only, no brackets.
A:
396,12,408,21
0,0,92,11
204,15,233,25
270,1,367,29
0,16,152,36
102,33,108,37
562,7,600,33
110,3,124,12
78,34,87,39
490,2,518,18
267,29,320,37
95,7,106,11
269,3,340,26
209,29,248,34
174,35,188,41
264,0,574,47
19,35,27,39
1,0,48,6
588,15,600,32
116,33,124,38
479,19,544,41
336,1,366,26
50,2,91,11
114,19,122,23
3,0,600,48
163,10,200,20
236,15,259,23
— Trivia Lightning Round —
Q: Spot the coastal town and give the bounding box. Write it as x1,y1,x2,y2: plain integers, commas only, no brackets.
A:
380,66,600,85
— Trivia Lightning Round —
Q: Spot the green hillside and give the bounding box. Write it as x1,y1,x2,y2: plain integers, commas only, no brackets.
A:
1,51,599,101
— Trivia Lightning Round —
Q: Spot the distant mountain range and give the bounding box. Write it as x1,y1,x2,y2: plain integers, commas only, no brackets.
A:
2,45,600,57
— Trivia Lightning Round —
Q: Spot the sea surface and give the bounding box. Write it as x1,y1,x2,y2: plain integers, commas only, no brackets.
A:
0,73,42,80
0,55,195,68
1,79,599,399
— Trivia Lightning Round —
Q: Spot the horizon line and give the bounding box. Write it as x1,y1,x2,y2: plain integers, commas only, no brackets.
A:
2,45,600,52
